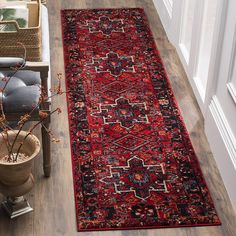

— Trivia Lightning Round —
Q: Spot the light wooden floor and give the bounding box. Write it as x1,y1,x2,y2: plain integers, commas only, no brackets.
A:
0,0,236,235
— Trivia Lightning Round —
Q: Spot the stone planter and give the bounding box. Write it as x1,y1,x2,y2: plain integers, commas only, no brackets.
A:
0,130,40,218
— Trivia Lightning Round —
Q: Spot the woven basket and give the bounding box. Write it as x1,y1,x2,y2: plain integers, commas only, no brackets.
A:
0,0,42,62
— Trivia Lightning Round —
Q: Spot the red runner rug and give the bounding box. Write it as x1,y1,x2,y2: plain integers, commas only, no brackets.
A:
61,8,221,231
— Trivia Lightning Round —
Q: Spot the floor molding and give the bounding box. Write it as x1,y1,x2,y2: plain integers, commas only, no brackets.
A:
209,96,236,168
206,95,236,211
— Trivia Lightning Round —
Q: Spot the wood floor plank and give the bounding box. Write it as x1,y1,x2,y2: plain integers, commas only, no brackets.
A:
0,0,235,235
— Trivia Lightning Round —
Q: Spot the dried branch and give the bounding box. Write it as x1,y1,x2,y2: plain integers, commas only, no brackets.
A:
14,108,61,161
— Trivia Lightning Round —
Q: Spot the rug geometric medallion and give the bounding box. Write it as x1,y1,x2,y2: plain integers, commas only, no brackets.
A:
61,8,221,231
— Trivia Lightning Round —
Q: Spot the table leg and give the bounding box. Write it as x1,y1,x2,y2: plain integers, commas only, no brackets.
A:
41,118,51,177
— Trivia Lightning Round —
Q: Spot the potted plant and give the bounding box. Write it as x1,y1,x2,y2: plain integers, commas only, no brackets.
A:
0,53,63,218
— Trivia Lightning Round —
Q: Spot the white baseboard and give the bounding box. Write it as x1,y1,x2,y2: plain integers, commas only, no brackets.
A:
152,0,172,43
175,44,206,113
205,96,236,211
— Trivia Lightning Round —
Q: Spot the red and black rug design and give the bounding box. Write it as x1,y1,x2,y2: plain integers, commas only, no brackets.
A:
61,8,221,231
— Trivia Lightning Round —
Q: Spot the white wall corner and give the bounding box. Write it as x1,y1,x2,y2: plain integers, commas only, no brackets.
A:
205,96,236,212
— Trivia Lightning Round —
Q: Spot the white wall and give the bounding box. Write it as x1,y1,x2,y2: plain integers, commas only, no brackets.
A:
153,0,222,114
153,0,236,211
205,0,236,210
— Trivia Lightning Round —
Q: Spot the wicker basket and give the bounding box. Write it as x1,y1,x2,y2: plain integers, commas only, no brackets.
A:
0,0,42,62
